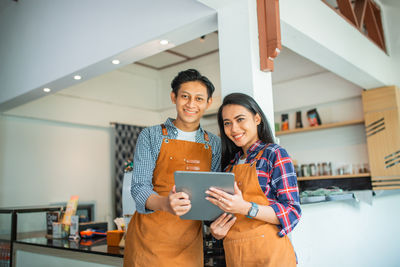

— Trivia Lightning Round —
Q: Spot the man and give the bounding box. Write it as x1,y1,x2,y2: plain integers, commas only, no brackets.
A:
123,69,221,267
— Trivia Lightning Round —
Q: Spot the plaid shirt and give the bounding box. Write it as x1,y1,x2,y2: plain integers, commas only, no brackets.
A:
226,140,301,237
131,118,221,214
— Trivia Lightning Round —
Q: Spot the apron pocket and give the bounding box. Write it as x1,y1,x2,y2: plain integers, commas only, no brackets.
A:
224,234,269,266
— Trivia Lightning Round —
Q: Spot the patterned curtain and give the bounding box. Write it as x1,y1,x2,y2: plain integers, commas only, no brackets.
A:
113,123,144,217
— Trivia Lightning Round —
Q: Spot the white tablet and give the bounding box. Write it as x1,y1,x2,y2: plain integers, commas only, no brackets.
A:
174,171,235,221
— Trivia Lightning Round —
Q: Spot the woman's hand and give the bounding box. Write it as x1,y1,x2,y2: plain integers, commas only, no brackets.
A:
206,182,251,215
210,213,236,240
165,185,191,216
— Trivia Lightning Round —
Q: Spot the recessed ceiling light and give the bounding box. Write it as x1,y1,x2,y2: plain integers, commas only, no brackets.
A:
74,75,82,80
112,59,120,65
43,88,51,93
160,39,169,45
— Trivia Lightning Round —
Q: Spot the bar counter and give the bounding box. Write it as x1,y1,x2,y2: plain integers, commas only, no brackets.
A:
14,235,123,267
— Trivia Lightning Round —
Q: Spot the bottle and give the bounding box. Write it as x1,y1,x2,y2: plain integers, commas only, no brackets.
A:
317,163,323,176
309,163,317,176
295,111,303,128
301,164,310,177
281,114,289,131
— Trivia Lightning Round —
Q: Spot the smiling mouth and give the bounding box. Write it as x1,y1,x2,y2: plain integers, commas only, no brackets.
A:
184,109,197,115
232,133,244,141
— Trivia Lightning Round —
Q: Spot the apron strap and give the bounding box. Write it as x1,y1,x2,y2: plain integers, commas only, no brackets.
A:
204,131,209,142
203,130,210,149
161,124,170,143
161,124,168,136
250,148,266,166
254,149,265,161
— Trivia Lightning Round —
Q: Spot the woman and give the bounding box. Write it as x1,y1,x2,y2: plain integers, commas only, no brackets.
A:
206,93,301,266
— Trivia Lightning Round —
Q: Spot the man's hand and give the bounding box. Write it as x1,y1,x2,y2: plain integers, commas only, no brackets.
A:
165,185,192,216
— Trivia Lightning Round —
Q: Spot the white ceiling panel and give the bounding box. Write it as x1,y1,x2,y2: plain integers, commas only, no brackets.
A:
169,32,219,57
57,69,159,110
137,51,185,69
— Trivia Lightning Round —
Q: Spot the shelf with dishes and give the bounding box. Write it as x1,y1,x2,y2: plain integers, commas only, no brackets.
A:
275,119,365,136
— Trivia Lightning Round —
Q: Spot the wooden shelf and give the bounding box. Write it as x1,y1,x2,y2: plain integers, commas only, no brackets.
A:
276,119,365,136
298,173,371,181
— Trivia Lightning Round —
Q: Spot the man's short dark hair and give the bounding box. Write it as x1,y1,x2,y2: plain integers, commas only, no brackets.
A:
171,69,215,99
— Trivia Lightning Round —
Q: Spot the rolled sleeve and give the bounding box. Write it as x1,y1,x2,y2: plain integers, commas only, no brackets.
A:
269,147,302,237
131,128,158,214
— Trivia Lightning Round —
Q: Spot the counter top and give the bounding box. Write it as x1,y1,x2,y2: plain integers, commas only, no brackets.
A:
16,236,124,258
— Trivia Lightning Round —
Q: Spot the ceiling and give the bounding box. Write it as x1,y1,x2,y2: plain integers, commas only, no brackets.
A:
135,32,219,70
133,31,326,84
50,31,327,112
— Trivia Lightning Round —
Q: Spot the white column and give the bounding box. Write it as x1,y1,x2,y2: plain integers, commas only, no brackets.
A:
199,0,275,130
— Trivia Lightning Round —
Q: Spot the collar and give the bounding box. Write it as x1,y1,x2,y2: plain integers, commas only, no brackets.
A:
164,117,205,135
230,140,266,164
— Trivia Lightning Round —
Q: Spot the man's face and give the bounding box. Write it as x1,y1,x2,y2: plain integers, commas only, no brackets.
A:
171,81,212,127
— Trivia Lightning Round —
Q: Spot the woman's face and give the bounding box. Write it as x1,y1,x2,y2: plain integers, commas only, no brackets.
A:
222,104,261,154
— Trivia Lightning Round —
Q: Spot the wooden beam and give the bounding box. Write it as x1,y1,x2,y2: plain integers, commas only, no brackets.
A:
337,0,359,27
257,0,272,71
364,0,384,50
354,0,368,29
266,0,281,62
257,0,281,72
370,1,386,51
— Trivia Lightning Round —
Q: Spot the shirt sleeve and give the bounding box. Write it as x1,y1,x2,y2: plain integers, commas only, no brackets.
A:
130,128,158,214
268,146,302,237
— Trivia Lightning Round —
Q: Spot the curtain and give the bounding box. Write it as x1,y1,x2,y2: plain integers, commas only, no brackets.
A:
113,123,144,217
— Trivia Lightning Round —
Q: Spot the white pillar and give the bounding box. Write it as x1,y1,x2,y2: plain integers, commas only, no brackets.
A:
199,0,275,130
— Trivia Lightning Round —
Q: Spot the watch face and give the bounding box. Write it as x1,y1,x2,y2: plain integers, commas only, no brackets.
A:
249,205,258,217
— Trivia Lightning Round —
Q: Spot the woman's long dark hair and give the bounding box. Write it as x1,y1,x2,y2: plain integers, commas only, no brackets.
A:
217,93,275,170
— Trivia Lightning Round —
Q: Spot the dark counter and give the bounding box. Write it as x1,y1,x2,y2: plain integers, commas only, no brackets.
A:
16,236,124,258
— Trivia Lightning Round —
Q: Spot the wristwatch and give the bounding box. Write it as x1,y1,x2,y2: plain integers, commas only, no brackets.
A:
246,202,259,219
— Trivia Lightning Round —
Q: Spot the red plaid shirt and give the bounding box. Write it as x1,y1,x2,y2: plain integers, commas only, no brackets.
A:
225,140,301,237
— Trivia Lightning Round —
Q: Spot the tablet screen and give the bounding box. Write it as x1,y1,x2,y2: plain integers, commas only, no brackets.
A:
174,171,234,221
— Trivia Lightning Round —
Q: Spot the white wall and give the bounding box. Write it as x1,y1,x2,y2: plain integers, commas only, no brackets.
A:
0,114,114,231
273,71,368,167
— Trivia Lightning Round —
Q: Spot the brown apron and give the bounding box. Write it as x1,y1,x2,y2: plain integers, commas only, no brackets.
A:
223,149,296,267
123,124,212,267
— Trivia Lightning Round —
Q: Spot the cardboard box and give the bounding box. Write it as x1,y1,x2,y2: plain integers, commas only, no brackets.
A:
107,230,124,247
